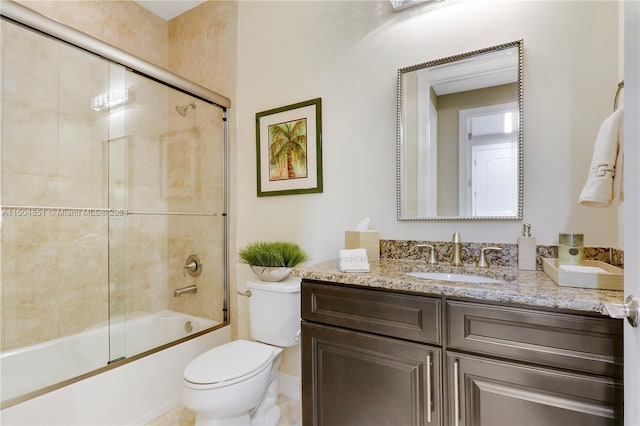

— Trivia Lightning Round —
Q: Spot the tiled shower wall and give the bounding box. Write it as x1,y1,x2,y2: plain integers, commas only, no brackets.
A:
1,2,229,351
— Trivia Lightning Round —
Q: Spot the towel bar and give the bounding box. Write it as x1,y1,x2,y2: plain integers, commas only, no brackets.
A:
614,80,624,111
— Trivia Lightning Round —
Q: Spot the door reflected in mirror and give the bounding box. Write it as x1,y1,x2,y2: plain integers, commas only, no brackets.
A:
397,40,523,220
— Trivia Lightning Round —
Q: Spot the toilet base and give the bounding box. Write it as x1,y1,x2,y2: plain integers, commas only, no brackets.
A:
250,374,281,426
195,412,251,426
194,379,281,426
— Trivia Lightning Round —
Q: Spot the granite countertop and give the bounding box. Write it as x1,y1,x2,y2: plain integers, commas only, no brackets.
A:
293,259,625,316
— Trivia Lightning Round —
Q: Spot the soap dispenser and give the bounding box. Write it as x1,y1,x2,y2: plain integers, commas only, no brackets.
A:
518,224,537,271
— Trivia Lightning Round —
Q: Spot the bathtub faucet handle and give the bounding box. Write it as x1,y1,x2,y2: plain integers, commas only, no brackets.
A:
183,255,202,277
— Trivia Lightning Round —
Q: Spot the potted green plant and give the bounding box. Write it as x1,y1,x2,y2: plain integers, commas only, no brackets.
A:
238,241,310,282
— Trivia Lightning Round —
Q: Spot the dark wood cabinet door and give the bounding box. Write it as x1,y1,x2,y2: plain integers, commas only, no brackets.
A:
446,352,623,426
302,321,442,426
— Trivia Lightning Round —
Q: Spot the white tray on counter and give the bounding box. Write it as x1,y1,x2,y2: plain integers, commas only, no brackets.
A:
542,258,624,291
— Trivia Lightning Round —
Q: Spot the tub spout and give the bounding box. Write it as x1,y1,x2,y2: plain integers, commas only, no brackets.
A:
174,284,197,298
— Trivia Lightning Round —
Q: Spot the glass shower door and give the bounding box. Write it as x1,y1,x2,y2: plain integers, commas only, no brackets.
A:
119,69,226,359
0,17,118,401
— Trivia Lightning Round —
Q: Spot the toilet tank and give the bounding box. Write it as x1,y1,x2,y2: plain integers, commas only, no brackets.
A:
246,279,301,347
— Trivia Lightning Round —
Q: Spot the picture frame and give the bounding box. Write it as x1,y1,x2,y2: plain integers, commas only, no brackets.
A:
255,98,323,196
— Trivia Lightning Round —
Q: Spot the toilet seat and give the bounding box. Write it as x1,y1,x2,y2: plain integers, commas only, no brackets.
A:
183,340,275,389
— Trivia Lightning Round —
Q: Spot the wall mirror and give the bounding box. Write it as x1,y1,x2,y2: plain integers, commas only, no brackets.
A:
397,40,523,221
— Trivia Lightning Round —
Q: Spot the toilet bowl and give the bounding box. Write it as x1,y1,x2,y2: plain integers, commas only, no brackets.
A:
181,340,282,425
180,279,300,426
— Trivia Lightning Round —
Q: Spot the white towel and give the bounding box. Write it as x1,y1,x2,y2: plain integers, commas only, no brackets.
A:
579,106,624,207
339,248,370,273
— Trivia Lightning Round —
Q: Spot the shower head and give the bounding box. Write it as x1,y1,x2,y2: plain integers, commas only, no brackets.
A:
175,101,197,116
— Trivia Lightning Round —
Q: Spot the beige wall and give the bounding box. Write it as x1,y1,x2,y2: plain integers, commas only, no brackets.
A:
236,1,620,265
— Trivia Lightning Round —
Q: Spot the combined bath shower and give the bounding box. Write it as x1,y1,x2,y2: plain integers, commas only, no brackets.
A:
175,101,197,116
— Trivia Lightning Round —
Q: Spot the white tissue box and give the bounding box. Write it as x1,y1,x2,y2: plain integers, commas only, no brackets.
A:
345,230,380,262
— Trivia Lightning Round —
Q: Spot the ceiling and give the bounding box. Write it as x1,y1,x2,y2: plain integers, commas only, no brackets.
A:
134,1,206,21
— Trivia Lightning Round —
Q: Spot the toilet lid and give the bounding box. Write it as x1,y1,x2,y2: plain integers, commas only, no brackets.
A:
184,340,274,385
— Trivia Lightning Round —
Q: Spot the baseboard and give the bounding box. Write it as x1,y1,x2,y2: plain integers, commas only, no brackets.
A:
278,372,300,401
131,397,179,425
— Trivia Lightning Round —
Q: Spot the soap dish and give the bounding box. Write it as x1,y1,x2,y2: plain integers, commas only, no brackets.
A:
542,258,623,291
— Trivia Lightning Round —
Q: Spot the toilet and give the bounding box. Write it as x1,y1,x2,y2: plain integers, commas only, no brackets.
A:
180,279,301,426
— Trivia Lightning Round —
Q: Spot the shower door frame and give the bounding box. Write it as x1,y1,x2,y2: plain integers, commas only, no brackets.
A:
0,0,231,409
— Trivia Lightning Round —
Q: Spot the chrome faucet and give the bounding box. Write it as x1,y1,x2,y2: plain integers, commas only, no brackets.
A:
416,244,438,265
174,284,197,297
477,246,502,268
451,232,462,266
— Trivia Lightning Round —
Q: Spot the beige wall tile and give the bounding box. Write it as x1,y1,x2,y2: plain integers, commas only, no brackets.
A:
168,1,237,98
17,0,169,67
168,0,238,339
1,19,58,111
2,103,58,177
3,0,236,353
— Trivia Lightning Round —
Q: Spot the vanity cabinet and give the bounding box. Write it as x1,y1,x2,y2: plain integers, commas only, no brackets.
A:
301,280,443,425
301,279,624,426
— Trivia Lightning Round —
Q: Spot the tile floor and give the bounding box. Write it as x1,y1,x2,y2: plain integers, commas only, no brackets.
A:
147,394,301,426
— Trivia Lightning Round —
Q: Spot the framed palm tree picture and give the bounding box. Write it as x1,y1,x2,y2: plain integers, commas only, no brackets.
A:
255,98,323,196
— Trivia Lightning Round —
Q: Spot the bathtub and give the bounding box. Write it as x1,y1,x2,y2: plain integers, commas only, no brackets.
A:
0,310,230,425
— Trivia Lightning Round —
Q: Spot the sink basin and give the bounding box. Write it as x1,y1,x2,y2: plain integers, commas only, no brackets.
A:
406,272,506,284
